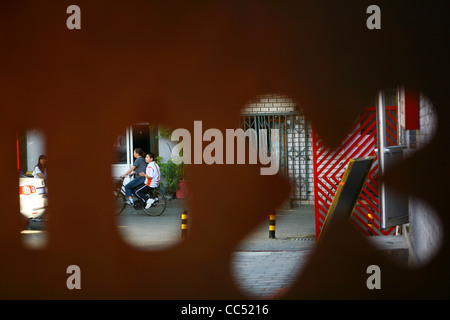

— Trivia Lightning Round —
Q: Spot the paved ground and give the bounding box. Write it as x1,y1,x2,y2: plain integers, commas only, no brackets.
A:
116,201,317,251
232,250,313,299
114,201,318,298
21,199,408,299
20,201,318,298
229,206,316,298
116,203,183,251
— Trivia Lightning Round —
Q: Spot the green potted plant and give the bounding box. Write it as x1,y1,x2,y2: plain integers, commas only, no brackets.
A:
156,126,190,199
157,158,189,199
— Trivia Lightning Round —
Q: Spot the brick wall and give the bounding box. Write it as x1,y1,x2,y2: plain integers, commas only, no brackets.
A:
418,93,438,148
243,93,297,114
407,94,443,267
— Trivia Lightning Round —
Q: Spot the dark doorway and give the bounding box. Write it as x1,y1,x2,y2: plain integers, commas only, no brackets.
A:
132,124,151,155
132,124,159,158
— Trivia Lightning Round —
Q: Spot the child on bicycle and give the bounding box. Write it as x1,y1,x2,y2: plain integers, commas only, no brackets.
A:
135,152,161,209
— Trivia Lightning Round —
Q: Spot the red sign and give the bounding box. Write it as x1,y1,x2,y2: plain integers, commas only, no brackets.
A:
399,88,420,130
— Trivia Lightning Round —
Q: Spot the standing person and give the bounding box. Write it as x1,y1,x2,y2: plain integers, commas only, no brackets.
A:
33,155,47,182
32,155,48,221
135,152,161,209
120,148,147,206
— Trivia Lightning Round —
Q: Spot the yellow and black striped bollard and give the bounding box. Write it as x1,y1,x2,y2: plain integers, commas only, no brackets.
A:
181,210,188,238
269,213,276,238
367,213,375,236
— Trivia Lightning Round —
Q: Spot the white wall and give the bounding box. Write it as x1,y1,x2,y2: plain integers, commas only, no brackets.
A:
158,131,177,163
26,129,46,173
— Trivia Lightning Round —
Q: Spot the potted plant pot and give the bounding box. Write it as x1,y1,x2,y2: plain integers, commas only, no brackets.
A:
176,180,190,199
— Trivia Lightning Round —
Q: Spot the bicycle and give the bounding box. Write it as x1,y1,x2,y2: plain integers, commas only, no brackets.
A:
114,177,167,216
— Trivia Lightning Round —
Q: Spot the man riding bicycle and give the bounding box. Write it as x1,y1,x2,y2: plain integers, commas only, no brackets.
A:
120,148,147,206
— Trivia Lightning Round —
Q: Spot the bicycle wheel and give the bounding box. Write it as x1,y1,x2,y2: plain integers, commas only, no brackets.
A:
115,190,126,215
143,188,167,216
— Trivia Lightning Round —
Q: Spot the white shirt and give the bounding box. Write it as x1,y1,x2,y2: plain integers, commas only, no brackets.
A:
144,161,160,188
33,166,47,180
